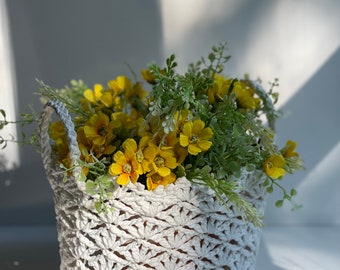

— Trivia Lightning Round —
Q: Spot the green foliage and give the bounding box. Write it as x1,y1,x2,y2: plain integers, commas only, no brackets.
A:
0,104,40,149
264,177,302,211
144,42,303,225
37,80,90,118
0,42,304,225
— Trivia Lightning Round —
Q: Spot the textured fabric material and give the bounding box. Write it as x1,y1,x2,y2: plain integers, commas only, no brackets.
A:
39,100,267,270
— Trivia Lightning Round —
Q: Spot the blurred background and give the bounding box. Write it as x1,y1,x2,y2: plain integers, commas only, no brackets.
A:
0,0,339,269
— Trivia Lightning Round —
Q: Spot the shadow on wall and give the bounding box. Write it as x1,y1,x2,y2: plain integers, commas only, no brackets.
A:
160,0,340,107
264,47,340,225
0,0,163,225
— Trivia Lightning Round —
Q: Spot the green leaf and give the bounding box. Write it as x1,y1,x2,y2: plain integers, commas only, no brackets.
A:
85,180,97,195
290,188,297,196
0,109,6,119
208,52,215,61
95,201,103,213
0,137,7,149
275,200,284,208
266,186,274,194
263,178,271,187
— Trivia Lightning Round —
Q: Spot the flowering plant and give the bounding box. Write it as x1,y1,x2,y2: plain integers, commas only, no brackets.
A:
1,43,303,225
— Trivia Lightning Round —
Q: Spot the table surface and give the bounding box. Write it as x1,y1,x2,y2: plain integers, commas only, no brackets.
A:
0,225,339,270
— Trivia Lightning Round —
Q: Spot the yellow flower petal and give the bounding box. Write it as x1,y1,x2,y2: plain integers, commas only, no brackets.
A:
144,144,158,160
93,84,103,99
123,138,138,152
84,84,103,103
197,140,212,151
182,122,192,137
283,140,299,158
130,172,139,183
125,149,136,161
92,137,105,146
179,134,189,147
188,144,201,155
146,177,157,190
84,126,99,138
116,173,130,185
113,151,125,163
83,89,95,103
156,166,171,177
141,69,156,84
109,163,122,175
192,119,205,134
199,127,213,140
165,156,178,169
100,92,113,107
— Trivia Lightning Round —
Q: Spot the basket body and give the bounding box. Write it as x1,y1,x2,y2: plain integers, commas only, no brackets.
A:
39,100,267,270
49,170,266,270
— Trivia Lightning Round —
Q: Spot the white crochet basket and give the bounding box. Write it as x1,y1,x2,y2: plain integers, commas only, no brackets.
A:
39,100,267,270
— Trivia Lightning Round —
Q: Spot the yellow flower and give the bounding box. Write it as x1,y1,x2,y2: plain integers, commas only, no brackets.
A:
83,112,115,146
83,84,103,103
100,90,115,108
141,69,156,84
122,138,148,173
174,145,188,164
151,130,179,151
77,126,91,148
180,119,213,155
141,68,166,84
207,74,232,103
173,109,191,134
77,126,115,158
109,150,142,185
161,131,178,149
143,144,178,176
108,76,133,94
233,81,260,109
78,144,95,176
125,82,147,101
49,121,70,166
137,116,160,138
111,111,137,130
146,170,176,191
49,121,66,141
263,155,286,179
92,142,116,158
282,140,299,158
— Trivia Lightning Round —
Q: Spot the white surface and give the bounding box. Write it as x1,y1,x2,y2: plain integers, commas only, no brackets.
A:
260,226,340,270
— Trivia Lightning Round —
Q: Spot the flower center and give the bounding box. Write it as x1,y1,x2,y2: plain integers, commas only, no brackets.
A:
123,163,132,173
136,149,144,162
154,156,165,167
189,134,198,144
151,174,162,183
98,125,107,136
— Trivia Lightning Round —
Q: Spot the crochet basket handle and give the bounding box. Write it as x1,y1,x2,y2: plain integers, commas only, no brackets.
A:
39,99,85,192
248,80,277,131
